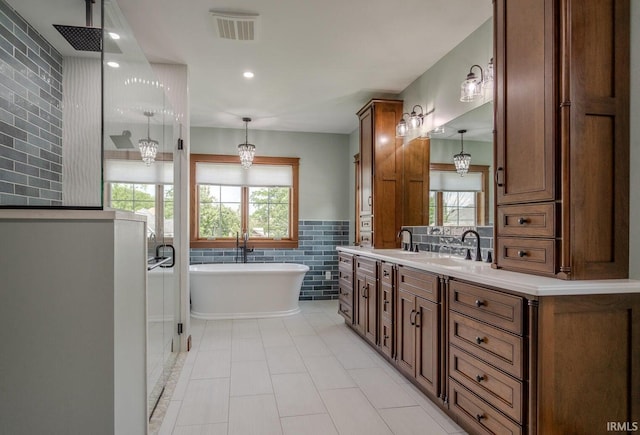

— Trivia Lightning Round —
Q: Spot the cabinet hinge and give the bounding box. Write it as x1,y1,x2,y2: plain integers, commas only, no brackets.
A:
177,323,184,335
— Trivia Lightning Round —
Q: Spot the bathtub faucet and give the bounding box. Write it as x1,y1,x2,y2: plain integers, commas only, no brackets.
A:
238,231,253,263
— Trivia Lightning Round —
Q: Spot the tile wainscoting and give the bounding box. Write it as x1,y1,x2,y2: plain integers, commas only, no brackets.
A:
400,225,494,262
190,220,350,301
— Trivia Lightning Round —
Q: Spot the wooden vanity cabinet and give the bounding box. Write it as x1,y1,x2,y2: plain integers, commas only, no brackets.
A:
337,253,354,323
494,0,630,280
354,256,378,345
356,99,404,248
447,279,526,434
395,266,441,399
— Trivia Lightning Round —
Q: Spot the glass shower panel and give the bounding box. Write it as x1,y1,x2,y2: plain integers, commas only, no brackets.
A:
103,0,179,419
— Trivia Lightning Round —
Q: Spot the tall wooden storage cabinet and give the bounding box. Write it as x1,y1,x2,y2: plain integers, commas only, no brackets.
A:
357,99,404,248
494,0,629,279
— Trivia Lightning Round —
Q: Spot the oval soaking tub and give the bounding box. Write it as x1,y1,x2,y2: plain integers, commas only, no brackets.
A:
189,263,309,320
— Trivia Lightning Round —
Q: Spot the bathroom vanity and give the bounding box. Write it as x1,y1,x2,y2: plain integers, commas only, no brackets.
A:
337,246,640,435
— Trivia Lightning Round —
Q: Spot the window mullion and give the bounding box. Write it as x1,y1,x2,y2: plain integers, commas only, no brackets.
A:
242,186,249,236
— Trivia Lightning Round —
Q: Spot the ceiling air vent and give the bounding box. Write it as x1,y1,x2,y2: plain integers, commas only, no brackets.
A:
210,11,260,41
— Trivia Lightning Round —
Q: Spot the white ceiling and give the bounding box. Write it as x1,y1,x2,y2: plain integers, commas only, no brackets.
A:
7,0,492,134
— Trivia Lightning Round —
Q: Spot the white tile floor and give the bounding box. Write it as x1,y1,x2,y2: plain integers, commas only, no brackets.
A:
158,300,467,435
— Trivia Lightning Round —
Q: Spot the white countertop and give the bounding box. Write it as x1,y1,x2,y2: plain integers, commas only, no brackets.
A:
337,246,640,297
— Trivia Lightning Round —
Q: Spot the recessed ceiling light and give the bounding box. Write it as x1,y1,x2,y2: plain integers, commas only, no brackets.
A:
109,32,120,40
243,71,254,79
107,61,120,68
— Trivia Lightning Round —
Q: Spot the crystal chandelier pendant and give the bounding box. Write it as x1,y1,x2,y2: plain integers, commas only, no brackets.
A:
139,111,158,166
454,129,471,176
139,138,159,166
238,117,255,169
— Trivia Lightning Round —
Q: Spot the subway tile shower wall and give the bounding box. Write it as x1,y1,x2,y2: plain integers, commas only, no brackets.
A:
401,225,494,261
190,220,350,301
0,0,63,206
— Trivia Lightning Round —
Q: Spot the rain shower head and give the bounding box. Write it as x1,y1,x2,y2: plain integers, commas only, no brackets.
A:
53,0,120,53
109,130,134,149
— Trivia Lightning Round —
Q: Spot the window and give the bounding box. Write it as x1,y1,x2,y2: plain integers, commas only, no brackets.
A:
429,163,489,226
190,154,299,248
103,152,174,240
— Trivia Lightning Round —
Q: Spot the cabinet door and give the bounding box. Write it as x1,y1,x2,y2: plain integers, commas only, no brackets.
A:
355,274,367,335
495,0,555,204
359,106,373,215
415,297,439,397
396,288,416,378
364,276,377,345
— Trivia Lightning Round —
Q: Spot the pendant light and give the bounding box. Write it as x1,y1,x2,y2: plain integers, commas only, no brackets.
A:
453,129,471,176
238,117,256,169
138,111,158,166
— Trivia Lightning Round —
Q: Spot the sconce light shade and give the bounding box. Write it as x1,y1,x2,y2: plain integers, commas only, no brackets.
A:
460,65,484,102
408,105,424,129
238,117,256,169
139,112,158,166
483,57,494,95
396,116,409,137
453,129,471,176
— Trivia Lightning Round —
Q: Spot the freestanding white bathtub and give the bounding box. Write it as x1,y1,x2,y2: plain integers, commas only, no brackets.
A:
189,263,309,320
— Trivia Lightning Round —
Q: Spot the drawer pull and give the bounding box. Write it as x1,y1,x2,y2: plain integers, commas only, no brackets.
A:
475,299,485,307
476,413,486,422
475,336,486,345
339,288,343,295
409,310,416,326
414,312,421,328
518,250,528,258
495,167,504,187
517,217,528,225
383,270,390,277
475,374,486,382
384,299,389,307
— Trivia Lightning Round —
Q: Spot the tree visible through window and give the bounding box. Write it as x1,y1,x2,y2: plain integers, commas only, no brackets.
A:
190,155,299,248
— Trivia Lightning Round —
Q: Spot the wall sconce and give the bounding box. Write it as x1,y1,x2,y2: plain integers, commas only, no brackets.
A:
396,105,433,137
139,112,158,166
460,57,494,102
238,117,256,169
453,129,471,176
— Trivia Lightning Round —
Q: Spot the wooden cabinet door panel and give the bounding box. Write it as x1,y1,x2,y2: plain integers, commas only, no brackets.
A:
415,297,439,397
495,0,555,205
364,276,377,345
355,274,367,335
396,288,416,377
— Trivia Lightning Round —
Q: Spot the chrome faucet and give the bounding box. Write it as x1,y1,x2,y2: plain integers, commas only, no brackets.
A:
398,229,413,251
461,229,482,261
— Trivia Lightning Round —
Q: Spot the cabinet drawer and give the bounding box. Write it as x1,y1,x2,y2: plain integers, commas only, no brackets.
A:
338,268,352,284
379,317,393,359
338,301,353,323
497,237,556,276
397,265,439,303
338,253,353,269
380,262,394,286
355,256,377,278
450,346,523,423
380,283,393,320
338,282,352,304
360,215,372,232
359,232,372,247
449,280,523,335
449,312,523,379
449,379,522,435
497,203,555,237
